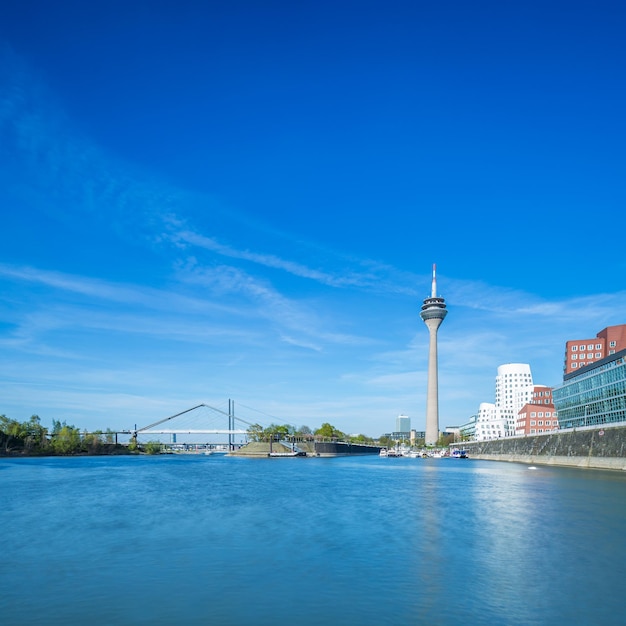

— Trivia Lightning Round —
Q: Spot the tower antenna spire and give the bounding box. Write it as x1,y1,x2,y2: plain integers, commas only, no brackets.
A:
431,263,437,298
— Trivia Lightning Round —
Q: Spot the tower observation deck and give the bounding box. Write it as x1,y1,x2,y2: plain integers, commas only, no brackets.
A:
420,264,448,446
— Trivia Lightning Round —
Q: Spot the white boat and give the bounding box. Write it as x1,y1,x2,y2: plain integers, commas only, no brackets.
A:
380,447,403,457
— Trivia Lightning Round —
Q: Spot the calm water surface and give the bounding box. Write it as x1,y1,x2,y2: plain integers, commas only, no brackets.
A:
2,454,625,625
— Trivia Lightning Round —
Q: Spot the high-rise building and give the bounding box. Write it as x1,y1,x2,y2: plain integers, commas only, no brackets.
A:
420,264,447,446
396,414,411,434
563,324,626,375
471,363,534,441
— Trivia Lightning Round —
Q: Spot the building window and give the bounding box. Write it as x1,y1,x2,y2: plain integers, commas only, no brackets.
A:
610,350,615,355
572,363,578,368
572,354,578,360
610,341,616,347
530,420,536,426
587,344,593,350
572,346,578,351
587,353,593,359
580,362,585,367
596,344,602,349
530,429,536,434
596,353,602,358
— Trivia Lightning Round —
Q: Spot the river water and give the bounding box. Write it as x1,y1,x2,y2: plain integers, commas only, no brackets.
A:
2,454,625,625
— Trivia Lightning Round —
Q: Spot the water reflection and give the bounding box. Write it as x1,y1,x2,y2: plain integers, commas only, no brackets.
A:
1,456,626,625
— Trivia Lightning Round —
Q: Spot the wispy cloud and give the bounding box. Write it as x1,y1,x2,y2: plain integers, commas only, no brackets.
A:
0,263,236,314
176,262,369,349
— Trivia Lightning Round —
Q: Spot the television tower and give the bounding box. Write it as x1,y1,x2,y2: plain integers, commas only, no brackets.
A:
420,264,447,446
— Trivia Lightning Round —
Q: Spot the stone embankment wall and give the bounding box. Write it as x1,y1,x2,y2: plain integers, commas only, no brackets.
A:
457,424,626,471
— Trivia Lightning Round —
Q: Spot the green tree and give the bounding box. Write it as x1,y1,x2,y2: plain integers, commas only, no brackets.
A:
23,415,48,452
438,433,455,447
348,433,374,444
263,424,291,441
247,423,264,442
50,423,82,454
104,428,116,444
315,422,344,440
378,435,394,448
82,430,104,454
143,440,162,455
0,415,27,452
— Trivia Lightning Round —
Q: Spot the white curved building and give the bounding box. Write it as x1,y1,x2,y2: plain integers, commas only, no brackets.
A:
472,363,534,441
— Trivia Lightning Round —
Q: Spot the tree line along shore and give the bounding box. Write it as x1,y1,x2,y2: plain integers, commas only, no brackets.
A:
1,415,378,457
1,413,457,457
0,414,137,456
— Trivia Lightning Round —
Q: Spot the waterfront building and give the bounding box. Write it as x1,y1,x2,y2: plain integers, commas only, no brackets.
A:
444,425,462,441
563,324,626,375
396,414,411,434
420,264,447,446
383,430,423,443
553,348,626,429
459,413,478,441
516,403,559,435
473,402,501,441
515,385,559,435
469,363,535,441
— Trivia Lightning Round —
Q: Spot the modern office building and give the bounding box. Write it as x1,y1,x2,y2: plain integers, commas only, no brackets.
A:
553,348,626,429
420,264,447,446
563,324,626,375
395,414,411,434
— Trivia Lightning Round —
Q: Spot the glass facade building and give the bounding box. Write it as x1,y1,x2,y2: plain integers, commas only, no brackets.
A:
552,349,626,429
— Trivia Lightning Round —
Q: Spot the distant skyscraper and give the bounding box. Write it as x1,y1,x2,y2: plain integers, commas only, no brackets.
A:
420,264,447,446
396,414,411,433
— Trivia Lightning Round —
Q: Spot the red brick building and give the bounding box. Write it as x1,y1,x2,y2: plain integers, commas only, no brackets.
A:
563,324,626,375
515,385,559,435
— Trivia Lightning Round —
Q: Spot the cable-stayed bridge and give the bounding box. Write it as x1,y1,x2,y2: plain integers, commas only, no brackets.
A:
127,401,283,448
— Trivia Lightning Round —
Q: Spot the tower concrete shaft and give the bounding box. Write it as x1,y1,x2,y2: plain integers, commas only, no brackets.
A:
420,264,447,446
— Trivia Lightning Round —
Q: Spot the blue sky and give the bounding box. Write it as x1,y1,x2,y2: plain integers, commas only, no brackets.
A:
1,0,625,437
